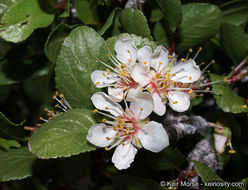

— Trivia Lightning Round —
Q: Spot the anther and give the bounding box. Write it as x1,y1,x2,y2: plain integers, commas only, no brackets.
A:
93,109,98,113
173,101,178,104
102,118,107,122
242,105,247,109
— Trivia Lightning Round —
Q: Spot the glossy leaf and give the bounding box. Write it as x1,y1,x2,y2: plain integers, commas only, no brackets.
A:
176,3,222,51
193,160,222,182
119,8,152,40
0,147,36,182
153,22,169,46
29,108,97,159
0,0,54,43
221,23,248,63
55,26,105,109
0,0,16,19
155,0,182,32
210,74,246,113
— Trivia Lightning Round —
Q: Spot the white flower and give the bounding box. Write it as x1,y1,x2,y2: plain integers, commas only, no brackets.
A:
87,92,169,170
130,45,202,115
91,38,147,102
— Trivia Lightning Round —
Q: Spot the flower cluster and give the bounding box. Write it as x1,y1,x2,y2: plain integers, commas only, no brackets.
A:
87,37,204,170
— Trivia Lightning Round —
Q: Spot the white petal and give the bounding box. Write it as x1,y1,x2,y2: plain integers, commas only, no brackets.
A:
87,124,117,147
138,121,169,153
126,87,141,101
108,87,123,102
91,70,117,88
170,60,201,83
152,93,166,116
112,143,137,170
114,38,137,65
151,45,169,73
130,92,153,120
215,134,227,154
137,46,152,67
130,64,150,86
91,92,123,117
167,91,190,112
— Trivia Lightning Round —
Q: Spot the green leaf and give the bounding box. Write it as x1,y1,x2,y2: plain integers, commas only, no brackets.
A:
75,0,98,25
119,8,152,40
0,0,54,43
176,3,222,51
0,0,16,19
150,9,163,23
0,147,36,182
155,0,182,32
193,160,223,182
29,108,97,159
146,147,186,171
210,74,246,113
0,112,26,141
153,22,169,46
45,23,72,63
98,8,120,36
221,0,248,26
114,175,163,190
220,23,248,63
0,138,20,151
55,26,105,109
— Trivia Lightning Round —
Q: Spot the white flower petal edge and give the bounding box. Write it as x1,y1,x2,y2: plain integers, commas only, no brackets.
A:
138,121,169,153
215,134,227,154
130,64,150,87
170,60,201,83
87,124,117,147
114,38,137,65
167,91,191,112
126,87,141,101
108,87,123,102
130,92,153,120
91,92,123,116
91,70,117,88
137,46,152,67
151,45,169,73
152,93,166,116
112,143,138,170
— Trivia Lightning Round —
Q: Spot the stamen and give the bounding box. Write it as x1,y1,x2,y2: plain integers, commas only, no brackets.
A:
202,60,215,74
193,47,202,60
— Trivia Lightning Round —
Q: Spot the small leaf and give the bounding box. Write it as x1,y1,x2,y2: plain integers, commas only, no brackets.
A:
0,112,26,141
193,160,223,182
221,0,248,26
45,23,72,63
98,8,120,36
0,138,20,151
0,0,54,43
55,26,105,109
210,74,246,113
153,22,169,46
155,0,182,32
176,3,222,51
0,147,36,182
150,9,163,23
29,108,97,159
114,175,163,190
119,8,152,40
220,23,248,63
75,0,98,25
